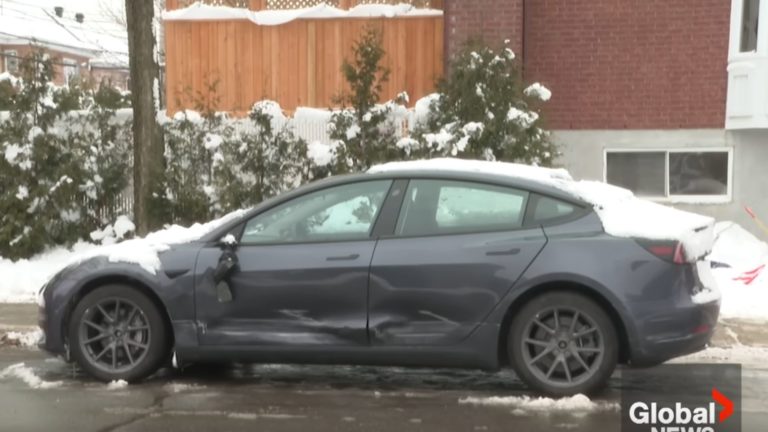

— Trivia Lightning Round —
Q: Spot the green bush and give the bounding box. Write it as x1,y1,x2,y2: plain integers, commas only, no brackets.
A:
0,52,132,259
409,39,558,165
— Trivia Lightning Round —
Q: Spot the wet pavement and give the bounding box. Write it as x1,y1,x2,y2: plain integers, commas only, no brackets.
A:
0,347,767,432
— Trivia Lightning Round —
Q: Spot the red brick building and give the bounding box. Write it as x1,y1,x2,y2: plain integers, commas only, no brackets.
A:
444,0,768,235
0,2,129,90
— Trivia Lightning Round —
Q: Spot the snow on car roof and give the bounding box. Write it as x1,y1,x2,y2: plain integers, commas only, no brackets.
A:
369,158,715,260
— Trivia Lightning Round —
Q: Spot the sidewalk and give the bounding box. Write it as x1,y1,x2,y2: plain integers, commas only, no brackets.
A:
0,303,765,347
0,303,38,331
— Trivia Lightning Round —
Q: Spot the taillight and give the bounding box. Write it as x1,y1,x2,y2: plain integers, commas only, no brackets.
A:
636,239,686,264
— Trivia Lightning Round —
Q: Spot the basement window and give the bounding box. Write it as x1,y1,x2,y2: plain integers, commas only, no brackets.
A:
741,0,761,52
605,149,732,203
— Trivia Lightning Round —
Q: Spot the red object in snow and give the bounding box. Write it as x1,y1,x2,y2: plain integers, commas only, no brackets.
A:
733,264,766,285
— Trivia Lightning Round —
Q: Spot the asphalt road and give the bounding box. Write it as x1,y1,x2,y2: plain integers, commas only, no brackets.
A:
1,346,767,432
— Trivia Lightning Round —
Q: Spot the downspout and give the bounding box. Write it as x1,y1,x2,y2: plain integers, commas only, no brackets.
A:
521,0,527,79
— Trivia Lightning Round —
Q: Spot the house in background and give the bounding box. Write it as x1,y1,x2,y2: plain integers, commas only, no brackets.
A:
444,0,768,236
0,1,130,90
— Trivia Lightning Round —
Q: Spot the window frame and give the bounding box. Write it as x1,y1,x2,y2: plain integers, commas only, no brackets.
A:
236,179,395,247
3,50,19,74
523,193,591,228
387,178,537,240
740,0,761,52
62,58,79,85
603,147,734,204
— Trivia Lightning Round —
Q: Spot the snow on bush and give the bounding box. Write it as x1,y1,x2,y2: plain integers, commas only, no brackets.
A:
90,215,136,245
408,40,557,165
158,98,309,226
459,394,619,415
524,83,552,101
0,53,131,260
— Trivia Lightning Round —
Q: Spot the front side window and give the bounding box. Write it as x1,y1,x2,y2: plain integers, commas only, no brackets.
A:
741,0,761,52
3,50,19,74
241,180,392,244
396,180,528,236
606,150,730,200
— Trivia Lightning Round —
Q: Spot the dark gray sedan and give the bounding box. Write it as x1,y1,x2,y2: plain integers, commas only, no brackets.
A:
38,165,720,395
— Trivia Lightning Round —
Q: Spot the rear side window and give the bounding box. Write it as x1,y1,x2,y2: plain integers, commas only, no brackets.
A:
395,180,529,236
529,195,579,224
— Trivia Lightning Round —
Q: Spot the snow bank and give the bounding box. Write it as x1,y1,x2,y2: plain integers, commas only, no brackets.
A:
369,159,715,260
163,2,442,25
0,209,249,303
458,394,619,415
106,380,129,390
0,363,63,389
709,222,768,320
0,241,101,303
1,329,42,348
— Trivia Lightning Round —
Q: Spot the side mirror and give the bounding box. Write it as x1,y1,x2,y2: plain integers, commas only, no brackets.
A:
214,234,239,303
218,233,238,249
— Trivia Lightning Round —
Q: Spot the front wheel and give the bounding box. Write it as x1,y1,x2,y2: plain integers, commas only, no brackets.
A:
508,291,618,396
68,285,169,382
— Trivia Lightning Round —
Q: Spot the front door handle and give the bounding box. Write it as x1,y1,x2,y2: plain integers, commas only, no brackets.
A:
486,248,521,256
326,253,360,262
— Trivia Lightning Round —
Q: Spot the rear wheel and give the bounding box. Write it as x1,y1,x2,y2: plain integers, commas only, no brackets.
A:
508,291,618,396
68,285,169,382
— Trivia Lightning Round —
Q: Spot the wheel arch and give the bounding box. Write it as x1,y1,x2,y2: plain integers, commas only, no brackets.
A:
62,274,175,352
497,280,632,368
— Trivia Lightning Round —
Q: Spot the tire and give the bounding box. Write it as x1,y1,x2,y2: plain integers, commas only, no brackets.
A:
68,284,169,382
508,291,618,396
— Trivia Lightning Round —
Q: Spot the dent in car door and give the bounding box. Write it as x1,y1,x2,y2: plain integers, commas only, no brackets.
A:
368,179,547,346
194,179,394,347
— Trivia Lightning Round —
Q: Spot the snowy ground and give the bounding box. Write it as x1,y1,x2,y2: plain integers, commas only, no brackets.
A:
0,347,767,432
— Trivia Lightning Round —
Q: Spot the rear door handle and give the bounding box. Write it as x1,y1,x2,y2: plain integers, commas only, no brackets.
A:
486,248,521,256
326,253,360,261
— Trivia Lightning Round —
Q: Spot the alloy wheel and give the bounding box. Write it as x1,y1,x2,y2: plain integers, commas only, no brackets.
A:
520,307,605,387
77,297,152,373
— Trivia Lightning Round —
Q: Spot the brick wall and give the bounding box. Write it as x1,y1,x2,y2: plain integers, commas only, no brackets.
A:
444,0,524,62
444,0,731,130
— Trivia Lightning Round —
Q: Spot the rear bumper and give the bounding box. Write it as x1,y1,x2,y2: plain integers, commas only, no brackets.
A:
628,298,720,367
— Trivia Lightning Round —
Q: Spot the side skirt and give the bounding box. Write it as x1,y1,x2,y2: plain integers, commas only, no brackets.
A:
172,322,502,371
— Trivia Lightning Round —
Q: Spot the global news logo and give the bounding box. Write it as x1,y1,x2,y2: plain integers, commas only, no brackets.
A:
627,388,734,432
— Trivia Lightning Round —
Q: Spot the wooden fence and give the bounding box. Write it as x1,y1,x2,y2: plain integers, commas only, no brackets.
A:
164,2,444,114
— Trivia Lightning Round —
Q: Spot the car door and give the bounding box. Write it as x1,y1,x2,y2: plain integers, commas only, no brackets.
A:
368,179,547,346
195,179,393,347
